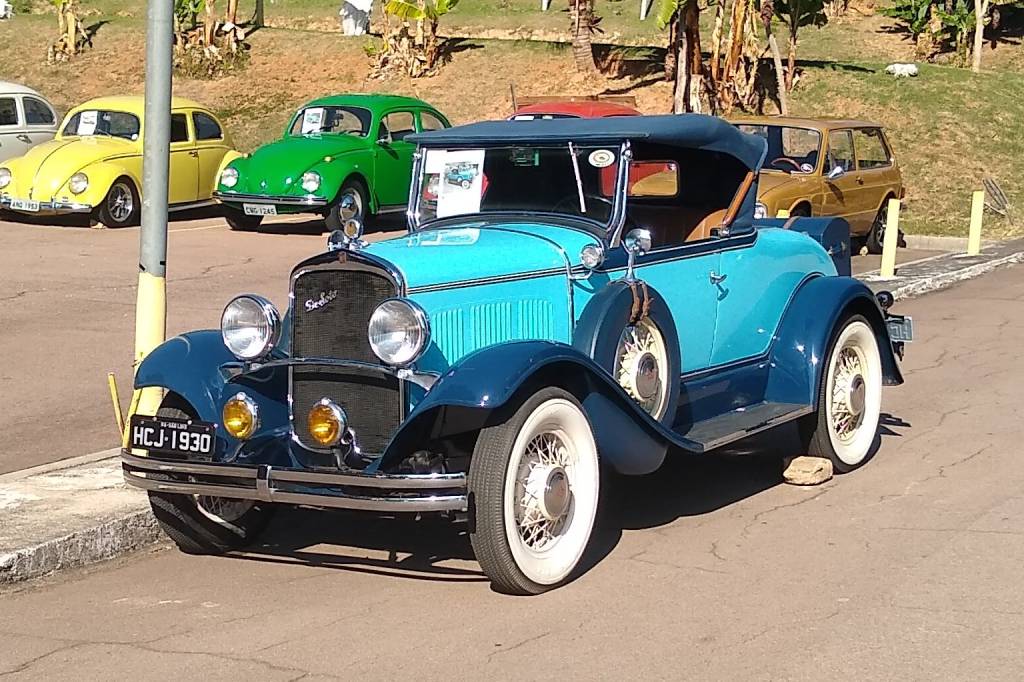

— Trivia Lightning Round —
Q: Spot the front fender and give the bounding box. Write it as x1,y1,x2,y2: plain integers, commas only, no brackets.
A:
765,276,904,409
71,160,141,206
379,341,682,476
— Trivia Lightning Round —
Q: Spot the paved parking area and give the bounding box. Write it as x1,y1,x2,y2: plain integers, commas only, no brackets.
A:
0,212,937,474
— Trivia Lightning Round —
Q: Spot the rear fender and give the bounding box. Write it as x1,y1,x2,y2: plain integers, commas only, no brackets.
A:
757,217,851,276
765,276,904,408
378,341,673,476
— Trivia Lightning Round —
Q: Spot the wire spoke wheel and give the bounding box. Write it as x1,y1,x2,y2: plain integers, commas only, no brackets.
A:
195,495,254,525
614,318,670,420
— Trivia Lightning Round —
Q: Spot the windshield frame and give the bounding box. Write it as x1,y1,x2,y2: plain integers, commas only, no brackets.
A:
60,109,141,141
407,140,631,241
735,123,823,176
287,105,372,139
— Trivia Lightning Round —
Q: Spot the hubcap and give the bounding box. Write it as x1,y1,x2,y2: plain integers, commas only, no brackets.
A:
339,191,361,221
515,431,574,551
108,184,133,223
830,347,867,443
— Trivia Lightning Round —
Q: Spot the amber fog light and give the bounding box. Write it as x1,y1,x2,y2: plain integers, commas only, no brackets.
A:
308,399,347,447
223,393,258,440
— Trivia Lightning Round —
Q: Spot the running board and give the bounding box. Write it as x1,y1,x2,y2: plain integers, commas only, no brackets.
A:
674,401,813,453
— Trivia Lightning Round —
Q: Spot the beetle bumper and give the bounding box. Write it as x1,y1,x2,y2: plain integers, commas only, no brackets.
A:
122,451,468,513
213,191,329,208
0,195,93,215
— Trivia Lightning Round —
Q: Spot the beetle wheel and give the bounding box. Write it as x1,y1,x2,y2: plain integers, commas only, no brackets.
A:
97,179,140,227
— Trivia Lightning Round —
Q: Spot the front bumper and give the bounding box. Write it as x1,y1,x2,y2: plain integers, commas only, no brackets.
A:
0,195,93,215
122,451,468,513
213,191,328,208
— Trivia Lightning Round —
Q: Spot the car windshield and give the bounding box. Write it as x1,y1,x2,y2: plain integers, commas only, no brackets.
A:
413,144,623,228
736,124,821,174
288,105,371,137
61,110,140,141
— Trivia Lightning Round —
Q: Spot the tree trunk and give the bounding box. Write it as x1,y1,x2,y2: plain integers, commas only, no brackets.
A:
673,23,687,114
786,25,797,91
570,0,598,73
767,32,788,114
664,18,678,81
683,0,707,113
205,0,217,46
972,0,985,73
709,0,726,83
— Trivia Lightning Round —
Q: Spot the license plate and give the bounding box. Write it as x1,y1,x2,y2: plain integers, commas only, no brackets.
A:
129,414,215,458
887,315,914,343
243,203,277,216
10,198,40,212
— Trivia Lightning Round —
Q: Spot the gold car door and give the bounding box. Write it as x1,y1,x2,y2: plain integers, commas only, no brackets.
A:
168,113,199,205
820,129,864,234
853,128,898,223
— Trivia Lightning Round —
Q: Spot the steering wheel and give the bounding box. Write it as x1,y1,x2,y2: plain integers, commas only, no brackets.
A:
770,157,803,171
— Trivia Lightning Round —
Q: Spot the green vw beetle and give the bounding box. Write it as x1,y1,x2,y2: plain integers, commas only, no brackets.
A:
213,94,450,231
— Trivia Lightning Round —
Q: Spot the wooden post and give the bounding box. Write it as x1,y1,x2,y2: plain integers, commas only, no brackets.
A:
879,198,901,279
968,190,984,255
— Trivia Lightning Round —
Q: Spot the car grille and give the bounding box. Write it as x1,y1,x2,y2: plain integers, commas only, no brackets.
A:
290,266,400,454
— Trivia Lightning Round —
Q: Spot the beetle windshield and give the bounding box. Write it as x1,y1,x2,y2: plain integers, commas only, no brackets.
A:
61,110,140,141
735,124,821,174
413,144,623,228
288,106,371,137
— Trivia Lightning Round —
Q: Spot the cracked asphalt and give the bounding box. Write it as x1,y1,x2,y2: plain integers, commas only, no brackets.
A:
1,246,1022,678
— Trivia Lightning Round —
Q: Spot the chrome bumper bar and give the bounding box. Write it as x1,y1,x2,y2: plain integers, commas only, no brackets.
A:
122,451,467,513
213,191,328,207
0,196,93,214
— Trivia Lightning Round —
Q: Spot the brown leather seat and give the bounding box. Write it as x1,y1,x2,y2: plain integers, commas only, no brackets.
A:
687,208,728,242
628,205,729,247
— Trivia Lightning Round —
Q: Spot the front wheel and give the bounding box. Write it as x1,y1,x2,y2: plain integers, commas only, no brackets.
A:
468,388,600,595
147,402,275,554
799,315,883,473
96,178,140,227
224,208,263,232
324,179,368,232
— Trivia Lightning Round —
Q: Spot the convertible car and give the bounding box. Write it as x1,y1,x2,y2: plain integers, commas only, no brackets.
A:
123,115,911,595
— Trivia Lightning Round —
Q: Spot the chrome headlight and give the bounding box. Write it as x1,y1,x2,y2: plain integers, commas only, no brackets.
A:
754,202,767,220
0,168,11,190
301,171,321,193
221,294,281,361
368,298,429,366
69,172,89,195
220,167,239,188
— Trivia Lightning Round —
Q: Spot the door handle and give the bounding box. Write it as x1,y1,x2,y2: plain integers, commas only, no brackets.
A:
16,134,32,144
709,271,727,285
856,176,864,185
188,150,199,157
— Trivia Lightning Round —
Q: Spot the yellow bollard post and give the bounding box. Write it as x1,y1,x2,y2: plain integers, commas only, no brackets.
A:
967,190,984,256
133,272,167,419
879,198,901,279
775,208,790,219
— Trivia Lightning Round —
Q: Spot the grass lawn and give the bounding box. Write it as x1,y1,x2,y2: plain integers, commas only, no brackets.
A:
2,1,1021,237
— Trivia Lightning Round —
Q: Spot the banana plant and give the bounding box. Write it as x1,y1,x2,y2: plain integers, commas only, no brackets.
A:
379,0,461,77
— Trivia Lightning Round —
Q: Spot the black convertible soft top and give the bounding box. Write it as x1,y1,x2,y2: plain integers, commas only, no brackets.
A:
408,113,768,172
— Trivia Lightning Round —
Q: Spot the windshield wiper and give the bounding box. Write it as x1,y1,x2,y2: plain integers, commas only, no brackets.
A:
568,142,586,214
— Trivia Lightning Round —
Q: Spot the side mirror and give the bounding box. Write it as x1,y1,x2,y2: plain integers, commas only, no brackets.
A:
623,228,652,282
377,130,392,146
827,165,846,181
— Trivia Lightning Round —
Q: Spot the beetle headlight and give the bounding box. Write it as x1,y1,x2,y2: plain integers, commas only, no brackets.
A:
69,172,89,195
368,298,429,366
220,167,239,188
301,171,321,193
754,202,767,220
0,168,11,190
221,294,281,361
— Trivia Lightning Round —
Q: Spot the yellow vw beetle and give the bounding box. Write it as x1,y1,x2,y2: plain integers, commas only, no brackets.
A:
0,96,239,227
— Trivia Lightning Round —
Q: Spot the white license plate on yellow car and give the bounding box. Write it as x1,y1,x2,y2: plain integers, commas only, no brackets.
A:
10,198,40,212
244,204,277,216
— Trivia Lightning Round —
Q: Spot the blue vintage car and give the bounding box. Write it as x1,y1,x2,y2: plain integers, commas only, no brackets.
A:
123,115,910,595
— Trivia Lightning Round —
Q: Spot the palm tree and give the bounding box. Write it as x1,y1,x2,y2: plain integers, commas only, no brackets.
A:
569,0,599,73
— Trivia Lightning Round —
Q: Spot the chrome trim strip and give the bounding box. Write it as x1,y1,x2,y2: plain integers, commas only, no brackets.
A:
214,191,328,207
406,266,566,294
598,230,759,275
407,148,424,230
0,195,92,214
376,204,407,215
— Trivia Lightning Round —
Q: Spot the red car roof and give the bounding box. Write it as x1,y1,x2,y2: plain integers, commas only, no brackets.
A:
510,100,642,119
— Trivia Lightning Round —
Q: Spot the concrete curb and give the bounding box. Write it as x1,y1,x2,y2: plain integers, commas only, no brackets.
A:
891,251,1024,300
902,235,995,251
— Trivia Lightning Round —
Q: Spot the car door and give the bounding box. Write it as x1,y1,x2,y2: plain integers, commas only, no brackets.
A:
853,127,897,222
191,110,230,201
373,110,417,209
820,129,863,232
168,112,199,205
20,96,58,147
0,95,30,163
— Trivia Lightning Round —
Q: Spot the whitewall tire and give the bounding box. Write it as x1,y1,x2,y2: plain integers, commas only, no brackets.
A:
801,316,883,472
468,388,600,594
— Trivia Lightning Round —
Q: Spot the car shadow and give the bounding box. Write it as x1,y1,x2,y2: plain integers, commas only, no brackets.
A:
224,414,911,591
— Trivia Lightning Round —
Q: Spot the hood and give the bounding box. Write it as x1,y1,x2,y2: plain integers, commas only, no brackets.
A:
755,171,805,197
232,135,365,195
12,137,136,199
364,223,602,291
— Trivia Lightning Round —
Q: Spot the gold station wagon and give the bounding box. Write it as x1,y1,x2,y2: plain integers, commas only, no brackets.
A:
732,117,903,253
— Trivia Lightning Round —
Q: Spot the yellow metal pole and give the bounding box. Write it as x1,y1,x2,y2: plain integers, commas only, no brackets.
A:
107,372,125,436
879,198,901,279
967,190,984,256
775,208,790,219
133,273,167,418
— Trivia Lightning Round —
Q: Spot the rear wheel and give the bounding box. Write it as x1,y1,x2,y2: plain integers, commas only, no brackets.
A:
97,178,140,227
789,203,811,218
866,203,902,254
468,388,600,595
799,315,883,473
147,401,275,554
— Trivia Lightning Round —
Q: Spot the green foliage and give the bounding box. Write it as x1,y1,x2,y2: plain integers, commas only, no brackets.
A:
880,0,934,38
775,0,828,32
11,0,34,14
652,0,684,30
383,0,460,21
174,0,205,29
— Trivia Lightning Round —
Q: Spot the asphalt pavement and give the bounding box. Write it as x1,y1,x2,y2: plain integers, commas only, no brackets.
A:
0,212,938,474
1,260,1021,680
